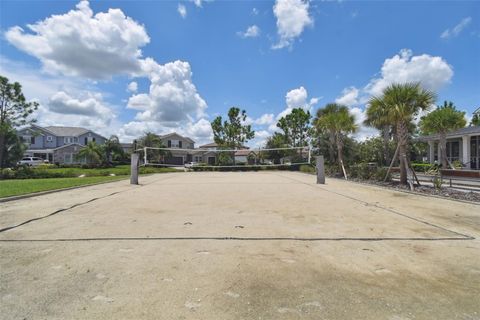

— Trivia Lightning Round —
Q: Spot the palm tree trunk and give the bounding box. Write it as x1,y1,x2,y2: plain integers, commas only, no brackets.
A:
396,121,409,185
382,125,390,165
328,131,336,164
337,138,347,179
439,133,447,168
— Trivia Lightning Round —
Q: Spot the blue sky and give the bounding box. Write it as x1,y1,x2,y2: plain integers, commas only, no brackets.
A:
0,0,479,145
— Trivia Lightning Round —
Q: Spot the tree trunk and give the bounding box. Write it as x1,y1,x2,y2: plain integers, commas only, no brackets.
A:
439,133,447,168
382,125,390,166
337,138,347,179
0,133,5,168
396,121,409,185
328,131,336,164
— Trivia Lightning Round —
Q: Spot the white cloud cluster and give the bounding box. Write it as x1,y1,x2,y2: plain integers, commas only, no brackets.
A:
49,91,111,118
277,86,319,119
441,17,472,39
127,81,138,93
238,25,260,38
128,59,207,124
335,87,359,107
364,49,453,97
5,1,150,79
333,49,454,141
4,1,211,143
272,0,313,49
178,4,187,18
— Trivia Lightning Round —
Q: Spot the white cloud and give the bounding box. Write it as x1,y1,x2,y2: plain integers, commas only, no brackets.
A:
441,17,472,39
277,86,319,119
127,81,138,93
335,86,359,107
333,49,454,141
127,59,207,125
364,49,453,97
238,25,260,38
5,1,150,79
190,0,213,8
252,8,259,15
178,4,187,18
38,91,118,138
254,113,275,125
48,91,111,118
272,0,313,49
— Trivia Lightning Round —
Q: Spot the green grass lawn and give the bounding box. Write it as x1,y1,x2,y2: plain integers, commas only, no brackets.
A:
0,176,129,198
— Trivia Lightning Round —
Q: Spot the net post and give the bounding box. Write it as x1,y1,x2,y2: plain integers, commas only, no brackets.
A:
316,155,325,184
143,147,147,165
130,152,139,185
308,147,311,164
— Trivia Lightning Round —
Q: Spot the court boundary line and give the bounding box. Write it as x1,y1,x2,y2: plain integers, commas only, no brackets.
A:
271,172,475,240
0,236,474,242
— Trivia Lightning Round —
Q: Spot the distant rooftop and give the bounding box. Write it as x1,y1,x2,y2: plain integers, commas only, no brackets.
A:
43,126,89,137
419,126,480,141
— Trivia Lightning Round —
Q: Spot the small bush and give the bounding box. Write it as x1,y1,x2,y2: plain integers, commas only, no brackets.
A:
299,164,315,174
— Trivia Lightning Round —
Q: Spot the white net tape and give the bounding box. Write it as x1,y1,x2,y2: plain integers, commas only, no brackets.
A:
136,146,312,168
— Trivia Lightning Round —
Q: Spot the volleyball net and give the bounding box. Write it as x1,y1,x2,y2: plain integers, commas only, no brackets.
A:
136,146,313,169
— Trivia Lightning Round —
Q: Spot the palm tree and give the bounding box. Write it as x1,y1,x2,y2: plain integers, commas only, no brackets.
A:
102,135,124,164
364,101,391,165
138,132,169,163
368,83,436,185
314,104,338,164
315,103,357,178
419,101,466,168
76,141,103,164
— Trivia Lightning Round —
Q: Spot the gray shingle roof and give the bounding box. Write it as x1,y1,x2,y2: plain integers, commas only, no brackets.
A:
43,126,89,137
419,126,480,141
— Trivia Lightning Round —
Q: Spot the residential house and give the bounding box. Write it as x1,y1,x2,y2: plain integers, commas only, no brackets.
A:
143,132,195,165
17,124,107,164
419,125,480,170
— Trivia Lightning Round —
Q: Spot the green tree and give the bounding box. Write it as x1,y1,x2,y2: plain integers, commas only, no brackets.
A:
471,113,480,127
368,82,436,185
276,108,311,148
364,100,392,165
0,76,38,168
76,141,103,165
1,125,26,167
102,135,124,163
211,107,255,165
314,103,357,177
263,133,289,164
419,101,466,168
138,132,168,163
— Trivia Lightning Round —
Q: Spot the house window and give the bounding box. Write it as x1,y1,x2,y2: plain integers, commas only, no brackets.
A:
92,137,96,142
46,136,53,142
169,140,180,148
64,153,72,164
74,137,78,143
446,141,460,162
30,136,35,144
64,137,74,144
84,137,88,145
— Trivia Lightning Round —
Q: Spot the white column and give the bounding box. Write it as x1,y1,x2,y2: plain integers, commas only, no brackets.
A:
437,143,441,164
462,135,470,169
428,141,435,164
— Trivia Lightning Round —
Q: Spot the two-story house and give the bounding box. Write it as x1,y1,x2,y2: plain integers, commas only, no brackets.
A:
17,124,107,164
144,132,195,165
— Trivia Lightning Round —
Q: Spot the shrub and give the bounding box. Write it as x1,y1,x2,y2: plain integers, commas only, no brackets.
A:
299,164,315,174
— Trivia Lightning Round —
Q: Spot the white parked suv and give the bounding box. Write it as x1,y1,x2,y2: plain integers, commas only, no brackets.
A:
184,162,199,168
17,157,46,167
